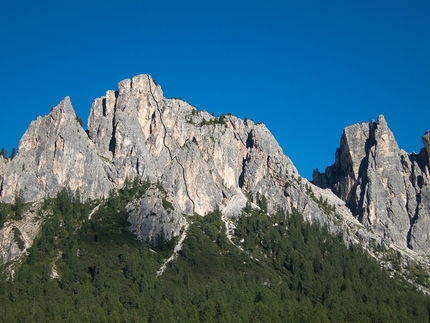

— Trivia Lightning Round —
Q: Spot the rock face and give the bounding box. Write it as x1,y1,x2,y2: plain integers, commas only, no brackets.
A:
86,74,335,242
2,74,428,266
0,202,43,263
0,97,113,203
424,131,430,163
127,187,188,246
313,115,430,254
2,75,430,286
0,74,351,252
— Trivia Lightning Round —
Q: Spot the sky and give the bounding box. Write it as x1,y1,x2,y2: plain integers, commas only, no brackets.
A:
1,1,429,179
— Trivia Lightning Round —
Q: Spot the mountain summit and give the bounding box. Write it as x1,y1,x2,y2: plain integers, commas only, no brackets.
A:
1,75,429,286
1,75,348,254
313,115,430,255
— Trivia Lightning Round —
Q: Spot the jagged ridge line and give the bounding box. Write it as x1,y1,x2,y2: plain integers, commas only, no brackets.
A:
146,75,196,214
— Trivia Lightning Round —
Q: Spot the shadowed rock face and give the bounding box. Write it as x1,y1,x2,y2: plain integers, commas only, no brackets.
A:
313,115,430,254
424,130,430,163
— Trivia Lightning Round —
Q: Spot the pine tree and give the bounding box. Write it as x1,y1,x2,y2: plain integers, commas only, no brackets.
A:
9,147,16,159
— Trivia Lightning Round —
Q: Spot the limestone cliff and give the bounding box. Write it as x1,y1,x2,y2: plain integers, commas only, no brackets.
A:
86,75,341,243
1,75,430,289
0,202,42,263
313,115,430,254
0,74,356,253
14,75,430,274
0,97,113,203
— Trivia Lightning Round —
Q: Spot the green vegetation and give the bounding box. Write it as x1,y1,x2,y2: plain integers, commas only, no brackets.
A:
12,191,26,221
0,192,29,228
0,183,429,322
305,184,336,216
162,198,174,211
408,263,430,288
0,203,13,228
0,147,17,160
75,113,83,127
0,147,7,158
184,106,228,127
12,227,25,251
200,114,227,126
9,148,16,159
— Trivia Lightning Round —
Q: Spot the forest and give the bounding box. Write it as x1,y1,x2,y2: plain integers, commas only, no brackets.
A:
1,180,430,322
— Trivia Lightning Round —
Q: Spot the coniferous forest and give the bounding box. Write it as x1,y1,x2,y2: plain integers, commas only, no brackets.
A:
1,182,430,322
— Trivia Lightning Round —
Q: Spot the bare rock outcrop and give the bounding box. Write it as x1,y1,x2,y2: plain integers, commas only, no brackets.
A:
126,187,187,245
313,115,430,254
0,202,43,263
0,74,365,258
86,75,344,243
0,97,113,203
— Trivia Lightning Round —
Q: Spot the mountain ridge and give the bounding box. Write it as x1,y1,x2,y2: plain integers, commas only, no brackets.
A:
313,115,430,255
0,74,429,289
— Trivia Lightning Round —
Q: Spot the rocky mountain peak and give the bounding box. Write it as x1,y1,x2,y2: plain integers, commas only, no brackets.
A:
0,96,113,203
2,74,429,276
1,74,355,256
313,115,430,254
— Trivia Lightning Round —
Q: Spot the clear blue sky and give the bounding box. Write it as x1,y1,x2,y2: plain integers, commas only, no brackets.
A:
1,1,429,179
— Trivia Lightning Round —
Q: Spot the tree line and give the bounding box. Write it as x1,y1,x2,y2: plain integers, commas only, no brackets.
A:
0,147,17,159
0,184,429,322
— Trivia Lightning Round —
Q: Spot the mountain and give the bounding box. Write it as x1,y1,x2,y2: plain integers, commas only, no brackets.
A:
0,74,429,288
313,116,430,255
3,188,430,322
1,74,352,260
0,97,113,203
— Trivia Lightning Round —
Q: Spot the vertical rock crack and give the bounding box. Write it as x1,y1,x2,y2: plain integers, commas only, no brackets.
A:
147,75,196,214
